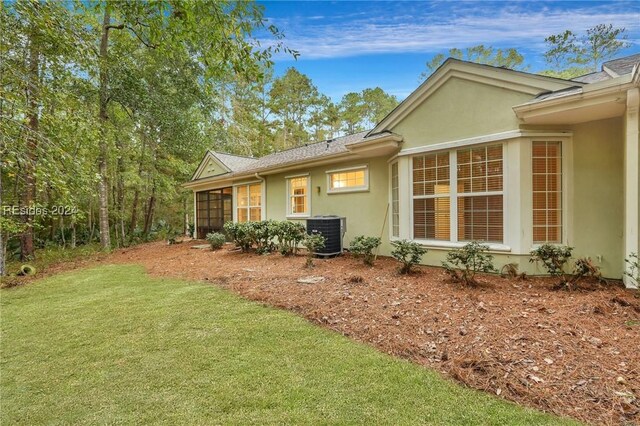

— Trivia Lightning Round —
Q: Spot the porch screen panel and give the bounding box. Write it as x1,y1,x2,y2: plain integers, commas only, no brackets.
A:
412,153,450,240
532,141,562,243
457,144,503,243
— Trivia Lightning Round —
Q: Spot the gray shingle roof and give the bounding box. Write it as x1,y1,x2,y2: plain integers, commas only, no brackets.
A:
603,53,640,76
212,152,258,172
572,71,610,84
195,131,396,182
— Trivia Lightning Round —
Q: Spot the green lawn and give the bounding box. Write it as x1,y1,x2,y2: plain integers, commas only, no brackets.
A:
1,265,576,425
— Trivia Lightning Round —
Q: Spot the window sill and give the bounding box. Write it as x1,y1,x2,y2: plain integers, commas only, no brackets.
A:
327,188,369,194
286,215,310,220
410,239,512,252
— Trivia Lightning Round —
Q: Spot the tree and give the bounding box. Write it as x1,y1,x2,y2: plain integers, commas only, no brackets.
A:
361,87,398,128
542,24,630,78
421,45,526,80
339,92,365,134
268,68,322,148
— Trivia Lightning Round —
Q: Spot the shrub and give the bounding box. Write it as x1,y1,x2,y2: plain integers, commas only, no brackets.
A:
349,235,382,266
223,221,252,252
391,240,427,274
249,220,277,254
206,232,226,250
442,241,496,285
273,220,306,256
624,252,639,288
529,244,573,286
302,232,325,268
572,257,602,283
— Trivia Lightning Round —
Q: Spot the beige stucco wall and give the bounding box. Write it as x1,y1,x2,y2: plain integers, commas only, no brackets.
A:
391,77,532,148
263,157,393,254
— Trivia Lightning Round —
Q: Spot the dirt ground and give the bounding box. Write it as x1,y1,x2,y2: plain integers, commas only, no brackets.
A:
9,240,640,425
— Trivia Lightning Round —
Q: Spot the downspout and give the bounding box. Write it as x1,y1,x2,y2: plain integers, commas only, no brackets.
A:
255,173,266,220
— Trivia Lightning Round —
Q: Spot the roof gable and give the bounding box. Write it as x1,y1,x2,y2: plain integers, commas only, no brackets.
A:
191,151,232,180
369,59,579,135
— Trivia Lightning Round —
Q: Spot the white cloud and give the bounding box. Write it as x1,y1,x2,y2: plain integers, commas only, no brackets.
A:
263,4,640,60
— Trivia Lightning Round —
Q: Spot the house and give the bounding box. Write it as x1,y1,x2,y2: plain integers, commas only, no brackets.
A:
184,54,640,287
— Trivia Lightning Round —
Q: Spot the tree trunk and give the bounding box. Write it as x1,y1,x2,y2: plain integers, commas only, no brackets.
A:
142,184,156,238
20,16,40,261
115,138,126,245
0,163,5,277
97,4,111,250
129,130,146,241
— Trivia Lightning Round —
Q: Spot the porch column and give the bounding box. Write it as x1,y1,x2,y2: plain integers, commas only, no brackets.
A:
624,88,639,287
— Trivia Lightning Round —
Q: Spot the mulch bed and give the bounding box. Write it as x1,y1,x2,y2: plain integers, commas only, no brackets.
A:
8,240,640,424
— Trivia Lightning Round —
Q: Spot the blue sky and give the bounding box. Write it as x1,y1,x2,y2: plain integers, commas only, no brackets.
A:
259,1,640,101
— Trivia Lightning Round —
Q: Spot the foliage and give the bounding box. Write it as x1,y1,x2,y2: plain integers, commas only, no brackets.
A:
272,220,306,256
349,235,382,266
571,257,602,283
529,244,573,281
442,242,497,286
206,232,226,250
391,240,427,274
543,24,630,76
422,45,526,79
338,88,399,132
223,222,252,252
624,252,639,287
302,233,325,268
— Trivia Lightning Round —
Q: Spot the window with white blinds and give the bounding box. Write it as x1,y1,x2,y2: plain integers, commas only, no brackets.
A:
457,145,503,243
411,144,504,243
532,141,562,243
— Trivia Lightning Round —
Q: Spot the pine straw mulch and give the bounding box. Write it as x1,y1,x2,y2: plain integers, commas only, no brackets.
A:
8,240,640,424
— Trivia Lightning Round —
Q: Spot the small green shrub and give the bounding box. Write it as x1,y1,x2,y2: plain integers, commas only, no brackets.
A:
272,220,306,256
349,235,382,266
249,220,276,254
223,221,252,252
442,241,496,285
391,240,427,274
302,233,325,268
206,232,226,250
530,244,573,287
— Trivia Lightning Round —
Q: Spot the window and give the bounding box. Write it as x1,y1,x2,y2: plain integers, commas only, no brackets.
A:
411,144,504,244
532,141,562,243
391,162,399,238
236,183,262,222
457,145,503,242
287,176,309,217
412,152,451,240
327,166,368,193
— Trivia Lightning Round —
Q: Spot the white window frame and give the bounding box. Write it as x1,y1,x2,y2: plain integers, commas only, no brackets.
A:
409,143,510,251
326,165,369,194
526,137,572,250
389,162,400,238
232,181,264,222
286,173,311,218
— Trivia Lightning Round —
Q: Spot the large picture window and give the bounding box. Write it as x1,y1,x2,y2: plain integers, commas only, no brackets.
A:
411,144,504,244
532,141,562,243
287,176,309,217
412,153,451,240
236,183,262,222
457,145,503,242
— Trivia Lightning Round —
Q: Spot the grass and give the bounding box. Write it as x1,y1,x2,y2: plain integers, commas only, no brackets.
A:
1,265,577,425
4,243,104,276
